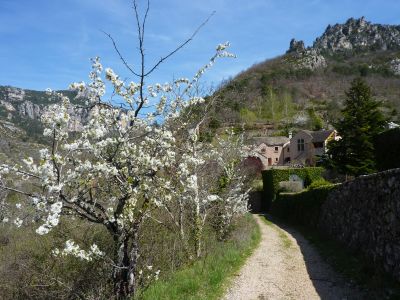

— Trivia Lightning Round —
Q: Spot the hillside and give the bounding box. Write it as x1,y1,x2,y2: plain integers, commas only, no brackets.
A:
207,17,400,137
0,86,89,145
0,86,92,168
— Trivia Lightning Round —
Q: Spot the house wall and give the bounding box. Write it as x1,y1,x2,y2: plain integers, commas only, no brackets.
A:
289,131,313,163
282,143,291,164
254,143,286,168
289,130,335,165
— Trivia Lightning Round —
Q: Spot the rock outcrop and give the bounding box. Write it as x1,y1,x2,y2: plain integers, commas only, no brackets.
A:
287,38,306,54
313,17,400,52
286,40,327,71
294,49,327,70
285,17,400,72
17,100,42,119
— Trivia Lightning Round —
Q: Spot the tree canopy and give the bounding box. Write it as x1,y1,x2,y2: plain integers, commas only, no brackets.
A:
326,78,387,176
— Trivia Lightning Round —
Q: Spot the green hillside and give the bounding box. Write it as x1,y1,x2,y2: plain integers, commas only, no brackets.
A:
204,18,400,137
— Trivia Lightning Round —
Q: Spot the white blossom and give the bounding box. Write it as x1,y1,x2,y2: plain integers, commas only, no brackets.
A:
14,218,23,227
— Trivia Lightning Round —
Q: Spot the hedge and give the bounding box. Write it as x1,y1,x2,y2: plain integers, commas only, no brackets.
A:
271,184,336,228
261,167,325,210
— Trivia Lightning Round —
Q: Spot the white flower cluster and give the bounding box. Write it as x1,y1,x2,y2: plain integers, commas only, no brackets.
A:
52,240,104,261
36,201,63,235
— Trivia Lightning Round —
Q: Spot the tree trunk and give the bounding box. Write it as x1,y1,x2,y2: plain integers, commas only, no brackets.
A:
194,214,202,258
127,230,139,297
112,230,139,299
178,199,191,259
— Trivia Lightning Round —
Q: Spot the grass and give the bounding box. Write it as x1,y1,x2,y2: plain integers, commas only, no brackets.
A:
140,214,261,300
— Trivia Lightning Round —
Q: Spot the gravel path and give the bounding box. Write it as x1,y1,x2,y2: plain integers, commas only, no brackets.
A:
223,215,364,300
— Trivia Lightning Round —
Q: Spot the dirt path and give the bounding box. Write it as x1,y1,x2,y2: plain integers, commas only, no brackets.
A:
223,215,364,300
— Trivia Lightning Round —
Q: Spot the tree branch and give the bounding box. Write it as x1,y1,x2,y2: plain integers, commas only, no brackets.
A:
144,10,216,77
102,30,141,77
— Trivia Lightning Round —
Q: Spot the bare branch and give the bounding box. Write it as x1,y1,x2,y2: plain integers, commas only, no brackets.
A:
102,30,141,77
0,185,35,198
144,10,216,77
141,0,150,43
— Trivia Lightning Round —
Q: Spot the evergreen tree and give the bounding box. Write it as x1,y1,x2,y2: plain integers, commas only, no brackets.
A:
327,78,386,176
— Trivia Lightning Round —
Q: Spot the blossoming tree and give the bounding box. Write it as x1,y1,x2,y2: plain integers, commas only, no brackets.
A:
0,2,250,298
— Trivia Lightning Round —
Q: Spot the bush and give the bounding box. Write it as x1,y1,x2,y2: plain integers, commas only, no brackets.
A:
0,221,113,299
307,178,332,190
271,184,336,228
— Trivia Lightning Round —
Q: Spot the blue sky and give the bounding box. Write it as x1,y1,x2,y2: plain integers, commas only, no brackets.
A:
0,0,399,91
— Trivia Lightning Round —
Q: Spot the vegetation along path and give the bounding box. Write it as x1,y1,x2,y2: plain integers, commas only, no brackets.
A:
223,215,364,300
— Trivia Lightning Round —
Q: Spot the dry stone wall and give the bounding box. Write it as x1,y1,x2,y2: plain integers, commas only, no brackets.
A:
319,168,400,281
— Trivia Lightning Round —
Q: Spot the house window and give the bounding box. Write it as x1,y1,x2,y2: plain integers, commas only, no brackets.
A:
261,148,266,153
274,146,279,153
297,138,304,151
275,158,278,162
287,147,290,152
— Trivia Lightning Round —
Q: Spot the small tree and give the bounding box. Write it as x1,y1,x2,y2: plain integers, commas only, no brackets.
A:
0,1,240,298
326,78,386,176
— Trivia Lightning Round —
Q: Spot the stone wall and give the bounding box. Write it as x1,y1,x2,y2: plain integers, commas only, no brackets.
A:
319,168,400,281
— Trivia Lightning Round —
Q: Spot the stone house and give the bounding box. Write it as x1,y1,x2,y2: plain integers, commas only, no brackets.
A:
249,136,290,170
288,129,337,166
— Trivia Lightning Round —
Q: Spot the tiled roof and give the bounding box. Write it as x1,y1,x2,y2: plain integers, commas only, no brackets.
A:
303,130,334,143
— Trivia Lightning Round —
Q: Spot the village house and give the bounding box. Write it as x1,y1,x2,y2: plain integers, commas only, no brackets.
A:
287,129,337,166
247,129,337,170
248,136,290,170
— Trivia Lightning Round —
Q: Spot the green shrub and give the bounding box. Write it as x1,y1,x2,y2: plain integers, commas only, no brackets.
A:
307,178,332,190
271,184,336,228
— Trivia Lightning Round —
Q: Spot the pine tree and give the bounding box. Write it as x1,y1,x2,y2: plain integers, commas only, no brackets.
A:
327,78,386,176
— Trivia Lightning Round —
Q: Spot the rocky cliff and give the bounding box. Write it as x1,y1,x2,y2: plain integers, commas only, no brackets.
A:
314,17,400,52
0,86,91,141
288,17,400,55
285,17,400,70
